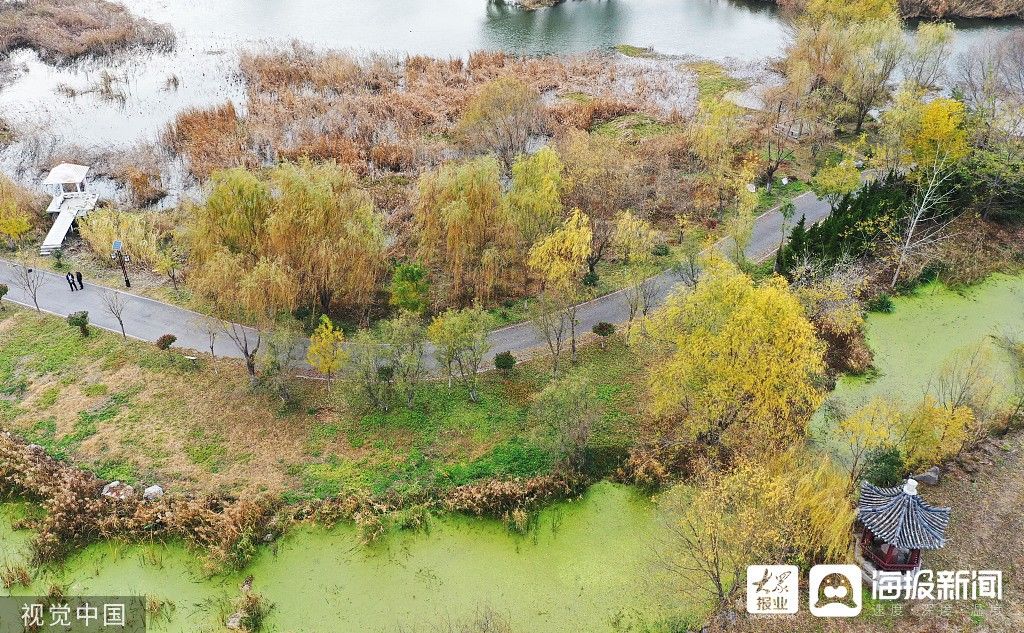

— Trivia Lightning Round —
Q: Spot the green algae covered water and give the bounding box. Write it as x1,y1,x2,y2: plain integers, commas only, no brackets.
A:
3,274,1023,632
824,274,1024,414
0,483,694,632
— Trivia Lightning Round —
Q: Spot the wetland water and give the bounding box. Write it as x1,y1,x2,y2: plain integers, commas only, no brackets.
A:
0,483,688,632
0,0,1020,148
2,274,1022,631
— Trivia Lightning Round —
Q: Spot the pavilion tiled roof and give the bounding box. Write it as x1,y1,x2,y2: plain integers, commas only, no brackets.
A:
858,480,951,550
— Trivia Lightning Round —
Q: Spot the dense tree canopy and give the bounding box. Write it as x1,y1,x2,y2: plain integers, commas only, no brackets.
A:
188,161,387,320
414,155,515,305
647,258,826,451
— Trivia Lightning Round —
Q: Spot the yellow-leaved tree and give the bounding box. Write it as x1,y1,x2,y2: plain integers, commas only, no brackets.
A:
456,76,541,173
647,257,826,451
265,160,388,313
0,176,33,247
306,315,347,389
830,395,974,485
658,449,854,603
78,209,162,267
833,397,898,489
505,146,564,246
908,97,971,169
414,155,517,305
528,208,593,371
528,208,593,293
804,0,898,24
558,129,641,275
188,161,388,320
612,210,657,345
887,97,971,287
900,396,973,470
812,159,861,210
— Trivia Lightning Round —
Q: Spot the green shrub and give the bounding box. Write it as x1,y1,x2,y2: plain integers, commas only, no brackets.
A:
67,311,89,336
863,446,906,487
388,262,430,315
867,293,895,313
651,243,670,257
494,351,516,376
592,322,615,349
155,334,177,350
51,249,65,270
582,270,598,287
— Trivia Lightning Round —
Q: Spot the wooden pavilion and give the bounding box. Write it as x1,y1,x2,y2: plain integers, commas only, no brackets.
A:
855,478,951,577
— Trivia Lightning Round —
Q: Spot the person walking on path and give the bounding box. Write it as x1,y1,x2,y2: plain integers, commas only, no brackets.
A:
65,272,77,291
75,271,84,290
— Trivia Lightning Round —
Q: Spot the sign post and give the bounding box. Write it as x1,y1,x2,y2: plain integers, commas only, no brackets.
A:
111,240,131,288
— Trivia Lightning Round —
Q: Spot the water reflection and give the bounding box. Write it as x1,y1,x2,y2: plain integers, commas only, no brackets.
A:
0,0,1019,148
479,0,789,57
482,0,628,54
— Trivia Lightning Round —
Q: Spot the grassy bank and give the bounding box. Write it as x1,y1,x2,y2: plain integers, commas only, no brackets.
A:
0,305,644,500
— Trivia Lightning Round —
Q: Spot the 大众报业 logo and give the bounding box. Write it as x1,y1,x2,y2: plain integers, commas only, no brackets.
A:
746,565,799,614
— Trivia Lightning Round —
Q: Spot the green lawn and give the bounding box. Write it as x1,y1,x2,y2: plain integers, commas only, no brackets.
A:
683,61,749,105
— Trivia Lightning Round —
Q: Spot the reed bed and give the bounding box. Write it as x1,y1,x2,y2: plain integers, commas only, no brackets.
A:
0,0,174,65
0,431,278,569
165,44,691,182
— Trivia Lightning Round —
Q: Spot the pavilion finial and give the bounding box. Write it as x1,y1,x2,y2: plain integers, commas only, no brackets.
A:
902,478,918,496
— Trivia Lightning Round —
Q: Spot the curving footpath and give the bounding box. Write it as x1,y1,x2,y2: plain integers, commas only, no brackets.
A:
0,191,831,366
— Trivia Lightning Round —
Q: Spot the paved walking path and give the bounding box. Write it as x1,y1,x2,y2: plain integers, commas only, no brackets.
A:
484,190,831,363
0,262,247,358
0,191,831,365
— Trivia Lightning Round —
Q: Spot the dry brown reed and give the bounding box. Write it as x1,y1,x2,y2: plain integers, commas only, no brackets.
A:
167,45,685,181
0,0,174,65
1,564,31,589
442,473,582,518
164,102,253,181
0,431,278,569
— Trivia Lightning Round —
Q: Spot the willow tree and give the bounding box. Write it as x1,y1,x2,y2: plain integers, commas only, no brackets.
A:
528,208,593,369
188,161,387,319
612,210,657,345
0,176,33,247
647,257,826,452
784,0,904,134
414,155,518,305
838,18,905,132
658,450,855,604
188,167,272,264
265,160,387,314
686,100,752,218
558,130,642,274
456,76,542,172
902,21,955,90
505,146,564,246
